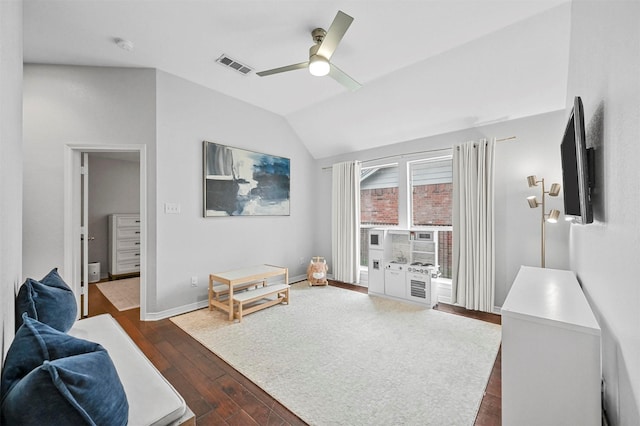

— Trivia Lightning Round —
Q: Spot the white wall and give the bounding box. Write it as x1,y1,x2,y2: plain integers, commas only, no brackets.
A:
87,154,140,278
0,0,23,362
566,1,640,424
22,65,157,300
153,70,317,314
316,111,569,307
23,65,318,318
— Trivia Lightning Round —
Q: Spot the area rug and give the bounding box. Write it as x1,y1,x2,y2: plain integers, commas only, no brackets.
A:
170,282,501,425
96,277,140,311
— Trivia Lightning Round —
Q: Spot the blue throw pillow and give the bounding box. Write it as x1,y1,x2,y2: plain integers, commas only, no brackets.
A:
15,268,78,332
0,316,128,426
1,314,103,397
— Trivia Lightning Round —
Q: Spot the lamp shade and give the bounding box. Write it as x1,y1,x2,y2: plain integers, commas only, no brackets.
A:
549,183,561,197
527,196,539,208
527,175,538,187
309,55,330,76
547,209,560,223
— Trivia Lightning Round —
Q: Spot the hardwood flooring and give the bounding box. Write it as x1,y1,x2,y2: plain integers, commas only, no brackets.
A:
88,280,501,425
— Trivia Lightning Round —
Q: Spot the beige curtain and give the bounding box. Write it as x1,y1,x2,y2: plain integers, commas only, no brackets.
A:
331,161,361,284
452,139,495,312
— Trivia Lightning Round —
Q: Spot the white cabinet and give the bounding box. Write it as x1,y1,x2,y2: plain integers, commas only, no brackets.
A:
501,266,601,426
108,214,141,278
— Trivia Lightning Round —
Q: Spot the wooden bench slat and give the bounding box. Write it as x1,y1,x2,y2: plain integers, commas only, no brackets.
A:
212,281,260,294
232,283,288,302
233,283,289,322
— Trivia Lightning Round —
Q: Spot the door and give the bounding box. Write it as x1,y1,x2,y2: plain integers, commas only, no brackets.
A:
384,268,406,298
80,153,89,317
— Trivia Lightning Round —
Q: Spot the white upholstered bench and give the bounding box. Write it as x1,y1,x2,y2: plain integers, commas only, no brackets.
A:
69,314,194,426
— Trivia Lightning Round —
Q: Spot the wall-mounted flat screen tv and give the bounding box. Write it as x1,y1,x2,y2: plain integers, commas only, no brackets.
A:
560,96,593,224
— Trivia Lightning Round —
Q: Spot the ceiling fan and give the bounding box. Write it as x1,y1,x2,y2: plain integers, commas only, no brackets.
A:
256,10,362,91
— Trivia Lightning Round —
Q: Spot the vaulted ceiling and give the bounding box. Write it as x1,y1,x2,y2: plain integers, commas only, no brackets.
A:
23,0,571,158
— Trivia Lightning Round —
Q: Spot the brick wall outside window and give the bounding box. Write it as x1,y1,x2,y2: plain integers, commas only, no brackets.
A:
361,187,399,225
412,183,452,226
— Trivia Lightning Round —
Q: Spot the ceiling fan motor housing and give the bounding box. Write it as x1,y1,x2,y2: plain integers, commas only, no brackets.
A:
311,28,326,44
308,37,329,76
309,43,321,58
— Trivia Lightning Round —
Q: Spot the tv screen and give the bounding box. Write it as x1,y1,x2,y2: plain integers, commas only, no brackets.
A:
560,96,593,224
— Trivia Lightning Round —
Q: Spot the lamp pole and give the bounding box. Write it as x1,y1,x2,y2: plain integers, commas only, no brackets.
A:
540,178,546,268
527,176,561,269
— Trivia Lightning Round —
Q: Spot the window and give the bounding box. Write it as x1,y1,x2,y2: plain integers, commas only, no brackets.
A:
360,164,399,227
410,158,452,227
360,164,398,266
410,158,453,278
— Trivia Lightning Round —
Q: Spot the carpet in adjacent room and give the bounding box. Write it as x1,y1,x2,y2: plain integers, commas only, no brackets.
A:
96,277,140,311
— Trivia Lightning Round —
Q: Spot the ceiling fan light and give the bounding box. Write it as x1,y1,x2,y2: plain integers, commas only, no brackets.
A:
309,55,330,76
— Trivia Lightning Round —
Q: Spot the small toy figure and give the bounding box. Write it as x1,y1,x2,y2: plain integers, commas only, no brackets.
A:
307,256,329,286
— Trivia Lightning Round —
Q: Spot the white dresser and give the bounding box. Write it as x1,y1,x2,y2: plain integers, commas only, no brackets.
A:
108,214,141,279
501,266,601,426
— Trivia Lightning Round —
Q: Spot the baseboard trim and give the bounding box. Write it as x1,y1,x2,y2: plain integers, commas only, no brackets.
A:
144,273,309,321
144,300,209,321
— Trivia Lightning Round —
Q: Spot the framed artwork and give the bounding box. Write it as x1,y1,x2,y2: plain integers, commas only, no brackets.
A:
203,141,290,216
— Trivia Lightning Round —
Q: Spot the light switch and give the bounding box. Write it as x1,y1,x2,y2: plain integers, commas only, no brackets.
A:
164,203,181,214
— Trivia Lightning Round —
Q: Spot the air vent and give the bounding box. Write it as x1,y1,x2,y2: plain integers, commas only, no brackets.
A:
216,54,253,75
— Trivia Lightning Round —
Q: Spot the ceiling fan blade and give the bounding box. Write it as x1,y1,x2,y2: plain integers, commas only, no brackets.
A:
316,10,354,60
256,61,308,77
329,64,362,91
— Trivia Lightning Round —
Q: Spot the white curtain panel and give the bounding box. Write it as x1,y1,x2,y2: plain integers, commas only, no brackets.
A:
452,139,496,312
331,161,361,284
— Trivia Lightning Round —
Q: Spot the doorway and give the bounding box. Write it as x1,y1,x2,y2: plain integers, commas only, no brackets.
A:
64,144,147,320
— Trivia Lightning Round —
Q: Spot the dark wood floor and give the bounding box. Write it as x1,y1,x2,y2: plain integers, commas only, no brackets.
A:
88,280,501,425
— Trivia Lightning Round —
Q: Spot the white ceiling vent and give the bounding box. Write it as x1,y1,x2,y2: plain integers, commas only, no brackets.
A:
216,54,253,75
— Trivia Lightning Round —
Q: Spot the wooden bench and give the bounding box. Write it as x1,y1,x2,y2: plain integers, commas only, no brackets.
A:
211,281,261,302
209,265,288,321
232,283,289,322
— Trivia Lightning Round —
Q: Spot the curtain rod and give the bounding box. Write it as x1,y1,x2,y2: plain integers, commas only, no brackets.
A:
321,136,516,170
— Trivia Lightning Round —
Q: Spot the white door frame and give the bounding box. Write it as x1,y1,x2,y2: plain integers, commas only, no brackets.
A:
63,143,148,320
81,152,89,317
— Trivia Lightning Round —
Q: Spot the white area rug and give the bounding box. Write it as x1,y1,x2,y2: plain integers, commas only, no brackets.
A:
96,277,140,311
170,282,501,425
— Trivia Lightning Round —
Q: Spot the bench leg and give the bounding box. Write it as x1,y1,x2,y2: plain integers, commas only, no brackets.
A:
208,282,213,311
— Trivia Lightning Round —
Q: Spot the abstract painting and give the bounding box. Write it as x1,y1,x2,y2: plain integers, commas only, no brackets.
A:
203,141,290,216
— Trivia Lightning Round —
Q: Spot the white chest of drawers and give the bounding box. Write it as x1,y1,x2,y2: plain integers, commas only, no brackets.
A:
501,266,601,426
108,214,141,278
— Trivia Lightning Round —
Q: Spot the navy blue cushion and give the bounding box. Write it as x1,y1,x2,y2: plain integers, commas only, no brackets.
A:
1,314,103,397
15,268,77,332
0,316,128,426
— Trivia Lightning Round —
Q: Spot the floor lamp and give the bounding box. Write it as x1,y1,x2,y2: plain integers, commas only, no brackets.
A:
526,175,561,268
